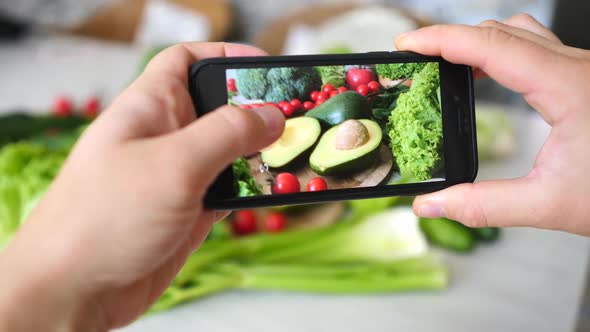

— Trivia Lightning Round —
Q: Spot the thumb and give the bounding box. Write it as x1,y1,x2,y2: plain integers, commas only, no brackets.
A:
413,177,549,228
168,105,285,185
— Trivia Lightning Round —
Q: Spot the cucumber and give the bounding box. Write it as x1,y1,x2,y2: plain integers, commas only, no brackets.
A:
419,218,475,253
305,92,370,127
471,227,501,242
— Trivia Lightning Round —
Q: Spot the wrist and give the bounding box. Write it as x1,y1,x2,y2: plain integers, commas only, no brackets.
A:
0,229,107,332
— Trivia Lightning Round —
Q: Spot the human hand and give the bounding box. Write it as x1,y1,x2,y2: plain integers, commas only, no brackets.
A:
0,43,284,331
399,14,590,236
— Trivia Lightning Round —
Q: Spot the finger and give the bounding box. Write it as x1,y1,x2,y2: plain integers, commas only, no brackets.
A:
395,24,579,124
98,43,267,142
479,19,590,62
502,13,561,43
168,104,285,188
413,177,552,228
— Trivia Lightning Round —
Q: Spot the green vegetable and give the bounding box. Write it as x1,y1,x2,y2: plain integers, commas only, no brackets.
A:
154,207,443,312
471,227,501,242
0,113,89,147
235,67,322,103
376,63,427,80
419,218,476,253
0,142,69,248
387,63,443,181
370,84,409,141
305,91,370,127
316,65,347,87
320,44,353,54
152,256,446,312
232,158,262,197
206,220,232,242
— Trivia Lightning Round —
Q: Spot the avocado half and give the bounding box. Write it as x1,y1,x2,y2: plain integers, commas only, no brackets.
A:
309,119,382,176
261,117,321,168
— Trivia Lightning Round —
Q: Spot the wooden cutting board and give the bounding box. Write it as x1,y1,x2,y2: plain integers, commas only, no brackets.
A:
247,144,393,195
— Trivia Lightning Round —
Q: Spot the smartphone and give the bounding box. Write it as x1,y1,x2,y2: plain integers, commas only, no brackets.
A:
189,52,477,209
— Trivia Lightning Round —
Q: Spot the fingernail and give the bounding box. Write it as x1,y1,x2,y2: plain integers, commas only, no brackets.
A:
251,105,284,138
395,31,414,45
416,202,445,218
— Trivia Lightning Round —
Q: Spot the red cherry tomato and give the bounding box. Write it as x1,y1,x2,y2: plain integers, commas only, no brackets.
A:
272,173,300,194
240,104,252,109
278,101,289,107
316,99,325,105
233,210,257,235
227,78,237,92
346,68,376,90
316,91,329,103
281,103,295,117
367,81,381,92
53,96,73,117
265,212,287,233
356,84,369,96
307,177,328,192
310,90,320,101
265,102,278,108
322,84,335,94
337,86,348,93
303,101,315,111
84,96,100,118
290,98,302,110
330,90,339,98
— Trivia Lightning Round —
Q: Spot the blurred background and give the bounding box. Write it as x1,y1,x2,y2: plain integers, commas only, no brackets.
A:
0,0,589,331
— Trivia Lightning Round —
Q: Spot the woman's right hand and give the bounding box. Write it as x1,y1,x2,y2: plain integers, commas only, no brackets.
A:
399,14,590,236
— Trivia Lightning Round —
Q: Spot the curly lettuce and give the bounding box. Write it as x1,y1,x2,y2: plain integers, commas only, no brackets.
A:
232,158,262,197
377,63,427,80
387,63,442,181
0,143,68,248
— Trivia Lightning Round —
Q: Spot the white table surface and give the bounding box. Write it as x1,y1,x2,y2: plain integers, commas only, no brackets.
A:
1,36,588,332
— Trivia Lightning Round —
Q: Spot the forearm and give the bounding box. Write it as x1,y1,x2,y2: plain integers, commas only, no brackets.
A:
0,230,107,332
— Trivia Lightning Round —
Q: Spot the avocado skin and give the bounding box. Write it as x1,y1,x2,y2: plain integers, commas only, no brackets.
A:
310,146,380,176
305,92,370,127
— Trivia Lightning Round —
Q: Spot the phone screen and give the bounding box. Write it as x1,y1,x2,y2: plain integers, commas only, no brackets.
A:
224,61,446,198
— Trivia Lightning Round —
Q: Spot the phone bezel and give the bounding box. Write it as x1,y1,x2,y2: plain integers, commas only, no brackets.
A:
189,52,477,209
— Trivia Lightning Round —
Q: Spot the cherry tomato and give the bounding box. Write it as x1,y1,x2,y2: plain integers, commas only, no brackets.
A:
227,78,237,92
330,90,339,98
356,84,369,96
310,90,320,101
278,101,289,107
281,103,295,117
290,98,302,110
233,210,257,235
322,84,335,94
316,91,329,103
337,86,348,93
265,212,287,233
316,99,325,105
240,104,252,109
84,96,100,118
346,68,376,90
307,177,328,192
272,172,300,194
251,103,265,108
53,96,73,117
303,101,315,111
367,81,381,92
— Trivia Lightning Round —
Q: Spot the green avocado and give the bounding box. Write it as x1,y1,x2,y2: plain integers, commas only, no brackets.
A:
305,92,370,127
309,119,382,176
261,117,321,168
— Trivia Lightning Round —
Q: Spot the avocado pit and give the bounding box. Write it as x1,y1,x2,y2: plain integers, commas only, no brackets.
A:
335,119,370,150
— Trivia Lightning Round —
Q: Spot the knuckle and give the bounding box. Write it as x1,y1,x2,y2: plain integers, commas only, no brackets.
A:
482,26,517,46
512,13,538,25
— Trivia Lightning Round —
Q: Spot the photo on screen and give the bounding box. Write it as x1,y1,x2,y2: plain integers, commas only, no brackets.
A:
225,62,444,197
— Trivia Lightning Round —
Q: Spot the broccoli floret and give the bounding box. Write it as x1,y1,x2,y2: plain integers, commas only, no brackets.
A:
376,63,427,80
235,67,322,103
387,63,442,181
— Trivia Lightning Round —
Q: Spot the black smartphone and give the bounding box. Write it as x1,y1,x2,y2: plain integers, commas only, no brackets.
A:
189,52,477,210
